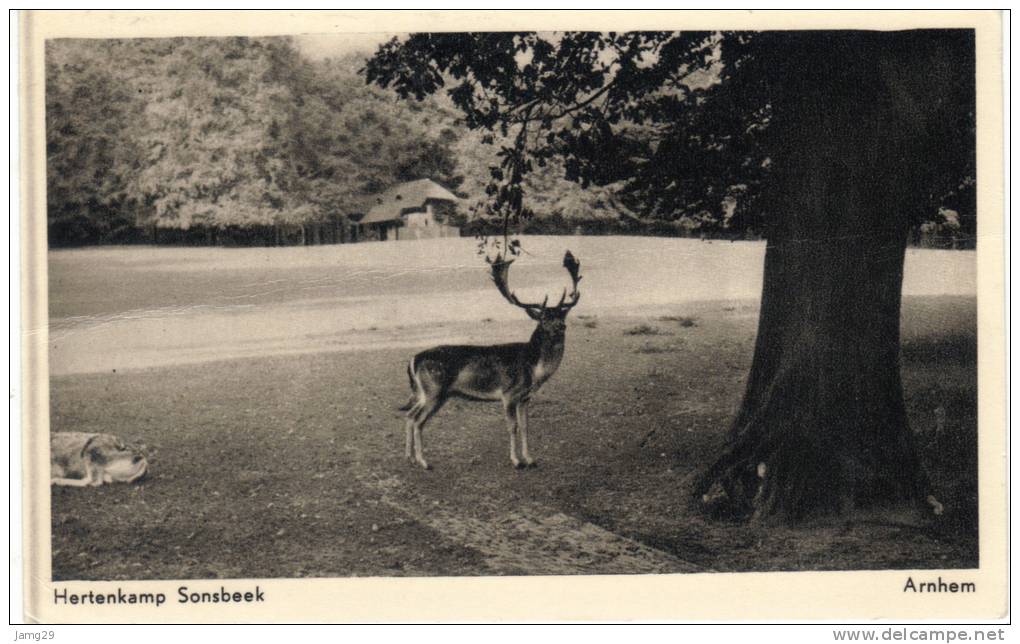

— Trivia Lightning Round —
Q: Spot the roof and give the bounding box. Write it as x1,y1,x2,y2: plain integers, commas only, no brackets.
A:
360,179,461,225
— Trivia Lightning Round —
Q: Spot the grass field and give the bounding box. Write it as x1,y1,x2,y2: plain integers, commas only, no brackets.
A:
46,236,978,579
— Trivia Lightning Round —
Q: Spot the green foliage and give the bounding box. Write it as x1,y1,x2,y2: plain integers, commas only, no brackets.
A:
45,37,467,244
365,32,720,228
45,41,145,245
365,31,976,236
131,38,308,229
281,54,464,219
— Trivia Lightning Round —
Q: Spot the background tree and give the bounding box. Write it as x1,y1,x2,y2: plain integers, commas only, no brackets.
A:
453,128,638,233
48,35,741,246
366,30,976,522
282,53,465,240
133,37,314,234
45,38,468,245
45,42,145,246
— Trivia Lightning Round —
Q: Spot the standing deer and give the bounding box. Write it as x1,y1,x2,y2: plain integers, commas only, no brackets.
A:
400,251,582,470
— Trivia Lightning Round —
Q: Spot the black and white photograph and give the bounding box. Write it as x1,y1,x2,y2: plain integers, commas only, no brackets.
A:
18,10,1006,623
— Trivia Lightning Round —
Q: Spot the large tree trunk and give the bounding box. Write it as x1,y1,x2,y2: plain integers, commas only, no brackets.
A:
696,225,929,521
696,35,950,522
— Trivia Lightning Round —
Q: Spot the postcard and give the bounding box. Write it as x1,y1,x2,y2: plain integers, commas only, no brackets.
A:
17,9,1006,623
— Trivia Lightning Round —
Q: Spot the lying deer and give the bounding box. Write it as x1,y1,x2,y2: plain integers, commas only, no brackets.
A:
400,251,582,470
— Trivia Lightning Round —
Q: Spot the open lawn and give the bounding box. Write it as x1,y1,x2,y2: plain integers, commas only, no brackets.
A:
46,237,978,579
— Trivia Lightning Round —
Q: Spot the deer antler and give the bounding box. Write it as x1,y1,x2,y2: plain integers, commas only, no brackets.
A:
557,250,582,310
491,251,582,314
490,255,546,313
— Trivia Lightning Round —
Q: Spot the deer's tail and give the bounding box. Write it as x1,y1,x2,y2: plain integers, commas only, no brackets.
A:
398,355,418,411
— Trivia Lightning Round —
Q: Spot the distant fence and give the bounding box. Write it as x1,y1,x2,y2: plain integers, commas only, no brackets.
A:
48,220,353,248
148,222,350,247
464,215,976,248
910,228,977,250
459,214,753,240
47,217,974,249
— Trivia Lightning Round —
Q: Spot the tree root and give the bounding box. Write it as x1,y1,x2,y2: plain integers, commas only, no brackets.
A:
694,429,943,524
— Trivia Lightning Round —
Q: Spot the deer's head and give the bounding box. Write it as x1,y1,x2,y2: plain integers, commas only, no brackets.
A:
491,251,582,335
83,434,149,483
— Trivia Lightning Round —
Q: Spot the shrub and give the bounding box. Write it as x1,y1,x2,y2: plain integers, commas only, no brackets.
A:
624,324,664,336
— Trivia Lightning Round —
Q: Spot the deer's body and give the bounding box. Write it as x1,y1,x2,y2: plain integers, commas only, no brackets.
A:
402,251,580,470
414,326,565,400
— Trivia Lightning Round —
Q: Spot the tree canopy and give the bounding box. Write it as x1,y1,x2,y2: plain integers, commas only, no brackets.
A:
366,31,975,238
46,41,145,244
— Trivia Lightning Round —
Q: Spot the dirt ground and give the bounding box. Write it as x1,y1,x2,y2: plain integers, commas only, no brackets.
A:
47,246,978,580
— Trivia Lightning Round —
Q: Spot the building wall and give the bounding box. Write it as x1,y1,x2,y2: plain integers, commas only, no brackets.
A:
403,210,433,229
395,223,460,241
394,203,459,240
362,200,462,242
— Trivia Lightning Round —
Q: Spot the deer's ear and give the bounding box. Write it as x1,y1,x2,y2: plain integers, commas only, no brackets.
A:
525,307,543,320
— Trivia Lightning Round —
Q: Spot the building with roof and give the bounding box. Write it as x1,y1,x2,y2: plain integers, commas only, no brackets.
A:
352,179,462,242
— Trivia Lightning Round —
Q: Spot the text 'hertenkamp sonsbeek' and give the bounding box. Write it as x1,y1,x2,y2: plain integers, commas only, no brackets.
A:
53,585,265,607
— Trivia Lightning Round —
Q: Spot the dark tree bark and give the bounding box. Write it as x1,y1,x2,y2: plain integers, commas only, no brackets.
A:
696,211,925,521
696,32,968,521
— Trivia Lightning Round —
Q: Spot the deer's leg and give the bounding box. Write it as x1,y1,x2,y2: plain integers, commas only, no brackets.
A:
404,403,421,462
51,476,93,488
503,399,522,469
517,402,535,467
412,398,443,470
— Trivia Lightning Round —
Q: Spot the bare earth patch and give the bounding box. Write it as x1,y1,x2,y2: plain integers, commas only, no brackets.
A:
362,472,701,575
